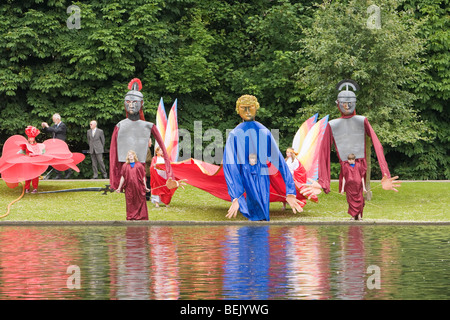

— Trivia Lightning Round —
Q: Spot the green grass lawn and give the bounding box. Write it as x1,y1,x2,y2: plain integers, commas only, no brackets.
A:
0,179,449,222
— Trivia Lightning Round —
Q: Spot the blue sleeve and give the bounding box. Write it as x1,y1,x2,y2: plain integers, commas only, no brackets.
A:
223,132,245,201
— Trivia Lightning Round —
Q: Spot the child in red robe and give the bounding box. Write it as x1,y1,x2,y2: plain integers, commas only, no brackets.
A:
23,126,45,194
150,146,176,207
116,150,149,220
341,153,367,220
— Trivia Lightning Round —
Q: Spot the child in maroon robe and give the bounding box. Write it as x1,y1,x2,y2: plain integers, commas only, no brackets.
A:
340,153,367,220
116,150,149,220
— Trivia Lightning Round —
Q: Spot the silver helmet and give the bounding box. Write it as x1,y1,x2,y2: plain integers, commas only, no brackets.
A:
124,78,144,119
336,79,359,115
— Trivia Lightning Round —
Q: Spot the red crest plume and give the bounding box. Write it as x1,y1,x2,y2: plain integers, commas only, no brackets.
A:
128,78,142,91
25,126,40,138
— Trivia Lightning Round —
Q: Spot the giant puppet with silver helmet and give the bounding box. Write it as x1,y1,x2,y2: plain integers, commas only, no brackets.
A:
301,80,401,220
109,78,178,191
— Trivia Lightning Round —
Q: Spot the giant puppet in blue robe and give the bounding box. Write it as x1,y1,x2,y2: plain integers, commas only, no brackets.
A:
223,95,304,221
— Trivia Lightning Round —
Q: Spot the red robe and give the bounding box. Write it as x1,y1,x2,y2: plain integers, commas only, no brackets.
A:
341,161,365,217
120,162,148,220
150,156,176,205
318,115,391,194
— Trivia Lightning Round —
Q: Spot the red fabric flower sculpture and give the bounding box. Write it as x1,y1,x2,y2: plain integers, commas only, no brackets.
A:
0,126,85,188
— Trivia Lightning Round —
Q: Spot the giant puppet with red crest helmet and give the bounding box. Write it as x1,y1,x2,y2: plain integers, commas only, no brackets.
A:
109,78,178,190
301,80,401,220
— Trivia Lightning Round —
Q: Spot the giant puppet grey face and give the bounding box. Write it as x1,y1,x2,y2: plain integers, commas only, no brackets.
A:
336,80,358,116
124,91,144,115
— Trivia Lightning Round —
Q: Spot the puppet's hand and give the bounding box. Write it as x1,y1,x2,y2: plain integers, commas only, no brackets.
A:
166,178,187,190
286,195,304,214
381,174,401,192
300,178,322,199
177,179,188,190
226,199,239,219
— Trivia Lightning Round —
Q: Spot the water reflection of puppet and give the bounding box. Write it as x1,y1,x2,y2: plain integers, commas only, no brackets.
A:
109,78,180,191
223,95,304,221
302,80,401,220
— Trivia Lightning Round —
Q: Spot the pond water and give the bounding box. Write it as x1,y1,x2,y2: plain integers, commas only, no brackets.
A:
0,224,448,300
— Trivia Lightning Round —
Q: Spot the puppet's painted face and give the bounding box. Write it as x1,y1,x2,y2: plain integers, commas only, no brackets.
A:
124,94,143,115
338,101,356,116
336,89,357,116
238,104,257,121
125,100,141,115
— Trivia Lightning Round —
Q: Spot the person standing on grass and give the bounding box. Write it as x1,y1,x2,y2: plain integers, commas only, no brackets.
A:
150,146,176,208
116,150,149,220
41,113,72,179
87,120,108,179
23,126,45,194
340,153,367,220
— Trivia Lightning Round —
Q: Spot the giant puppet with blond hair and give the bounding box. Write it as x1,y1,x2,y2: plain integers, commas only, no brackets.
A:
301,80,401,220
109,78,181,191
163,95,323,218
223,95,305,221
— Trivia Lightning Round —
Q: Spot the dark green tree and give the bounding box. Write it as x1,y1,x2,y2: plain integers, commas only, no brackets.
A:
298,0,429,182
1,0,446,180
395,0,450,179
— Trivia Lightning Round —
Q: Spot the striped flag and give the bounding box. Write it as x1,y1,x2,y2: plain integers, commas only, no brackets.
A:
164,99,179,162
155,97,168,149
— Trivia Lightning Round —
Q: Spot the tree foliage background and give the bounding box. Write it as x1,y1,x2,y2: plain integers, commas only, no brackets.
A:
0,0,448,179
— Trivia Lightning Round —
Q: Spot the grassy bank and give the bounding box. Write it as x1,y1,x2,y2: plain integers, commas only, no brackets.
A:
0,180,449,222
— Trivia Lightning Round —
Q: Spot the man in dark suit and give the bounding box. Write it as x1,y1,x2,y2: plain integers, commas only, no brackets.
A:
42,113,67,141
87,120,107,179
42,113,71,179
